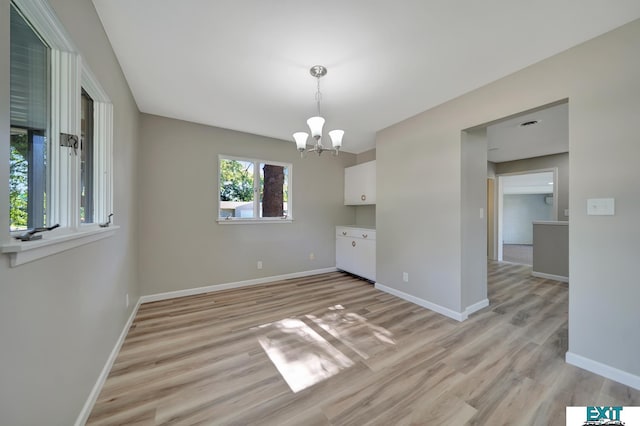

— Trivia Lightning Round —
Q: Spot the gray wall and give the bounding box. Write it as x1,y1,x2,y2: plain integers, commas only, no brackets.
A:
0,0,141,425
495,152,569,220
533,223,569,278
377,19,640,377
138,114,356,295
503,194,553,244
461,129,488,309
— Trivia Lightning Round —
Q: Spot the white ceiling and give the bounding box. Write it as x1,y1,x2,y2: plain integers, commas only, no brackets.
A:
487,102,568,163
92,1,640,154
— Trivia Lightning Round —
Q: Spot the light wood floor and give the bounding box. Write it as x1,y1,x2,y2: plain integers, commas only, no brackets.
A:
87,262,640,425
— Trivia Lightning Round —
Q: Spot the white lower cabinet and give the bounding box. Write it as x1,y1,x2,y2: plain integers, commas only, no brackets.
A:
336,226,376,281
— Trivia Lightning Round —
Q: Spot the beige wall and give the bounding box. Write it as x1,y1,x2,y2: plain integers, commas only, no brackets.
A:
0,0,141,424
356,148,376,164
377,19,640,377
138,114,356,295
495,152,569,220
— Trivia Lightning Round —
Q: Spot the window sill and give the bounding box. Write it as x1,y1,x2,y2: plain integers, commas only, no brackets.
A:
217,219,293,225
1,225,119,267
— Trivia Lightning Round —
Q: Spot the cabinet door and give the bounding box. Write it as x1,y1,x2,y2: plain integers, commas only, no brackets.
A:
355,238,376,281
344,161,376,205
336,236,355,273
336,235,376,281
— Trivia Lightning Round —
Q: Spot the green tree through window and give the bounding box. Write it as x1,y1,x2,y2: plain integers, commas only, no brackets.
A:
10,132,28,229
218,156,291,220
220,159,254,202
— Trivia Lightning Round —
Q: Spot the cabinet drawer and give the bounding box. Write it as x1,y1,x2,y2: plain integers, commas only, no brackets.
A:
336,226,376,240
336,227,376,240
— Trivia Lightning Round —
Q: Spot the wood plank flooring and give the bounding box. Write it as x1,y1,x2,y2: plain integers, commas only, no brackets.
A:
87,262,640,425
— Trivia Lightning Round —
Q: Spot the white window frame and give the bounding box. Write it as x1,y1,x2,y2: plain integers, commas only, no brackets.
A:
217,154,293,224
2,0,116,267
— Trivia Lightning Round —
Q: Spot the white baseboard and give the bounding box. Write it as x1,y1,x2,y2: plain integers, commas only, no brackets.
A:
140,267,338,303
465,298,489,317
531,271,569,282
375,282,466,322
566,351,640,391
75,299,142,426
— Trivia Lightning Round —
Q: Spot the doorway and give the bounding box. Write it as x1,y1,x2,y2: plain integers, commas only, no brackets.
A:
496,170,557,264
484,101,568,264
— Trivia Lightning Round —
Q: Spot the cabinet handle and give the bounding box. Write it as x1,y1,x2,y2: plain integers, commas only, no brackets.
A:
361,194,366,201
342,231,347,236
352,241,356,247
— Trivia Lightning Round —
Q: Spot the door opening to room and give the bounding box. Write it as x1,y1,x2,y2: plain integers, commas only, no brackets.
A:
497,170,557,265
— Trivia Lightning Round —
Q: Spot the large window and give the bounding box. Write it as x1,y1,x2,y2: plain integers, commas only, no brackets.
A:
5,0,114,265
8,0,113,233
218,156,292,222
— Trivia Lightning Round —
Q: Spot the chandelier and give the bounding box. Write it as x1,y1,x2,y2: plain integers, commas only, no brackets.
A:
293,65,343,156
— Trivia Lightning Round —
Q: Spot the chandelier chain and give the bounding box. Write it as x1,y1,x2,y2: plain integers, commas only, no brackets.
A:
315,76,322,116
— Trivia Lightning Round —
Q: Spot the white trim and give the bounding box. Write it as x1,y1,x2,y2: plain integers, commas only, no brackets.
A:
140,267,338,303
1,226,118,267
464,298,489,316
566,352,640,391
12,0,76,52
531,271,569,282
374,282,466,322
74,299,142,426
496,167,559,261
217,218,293,225
89,101,113,224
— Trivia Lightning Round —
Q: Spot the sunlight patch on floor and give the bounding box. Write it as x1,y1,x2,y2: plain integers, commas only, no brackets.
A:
253,305,395,393
306,304,395,359
254,317,354,393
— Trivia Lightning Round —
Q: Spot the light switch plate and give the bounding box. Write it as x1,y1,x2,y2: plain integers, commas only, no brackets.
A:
587,198,615,216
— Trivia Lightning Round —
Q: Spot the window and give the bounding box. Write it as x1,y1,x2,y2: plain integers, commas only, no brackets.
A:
218,156,292,222
9,3,49,231
4,0,114,266
80,89,94,224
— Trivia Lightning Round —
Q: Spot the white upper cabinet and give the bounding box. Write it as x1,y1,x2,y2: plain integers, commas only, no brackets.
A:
344,160,376,205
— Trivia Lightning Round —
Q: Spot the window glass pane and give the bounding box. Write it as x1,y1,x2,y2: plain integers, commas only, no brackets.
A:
260,163,288,218
219,159,254,218
10,4,49,230
80,89,94,223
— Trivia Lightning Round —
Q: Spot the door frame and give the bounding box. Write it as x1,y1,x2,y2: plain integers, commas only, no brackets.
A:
493,167,558,261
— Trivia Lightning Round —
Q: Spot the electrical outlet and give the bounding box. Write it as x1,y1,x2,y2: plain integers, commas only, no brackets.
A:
125,293,129,308
309,252,315,260
402,272,409,283
257,261,263,270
